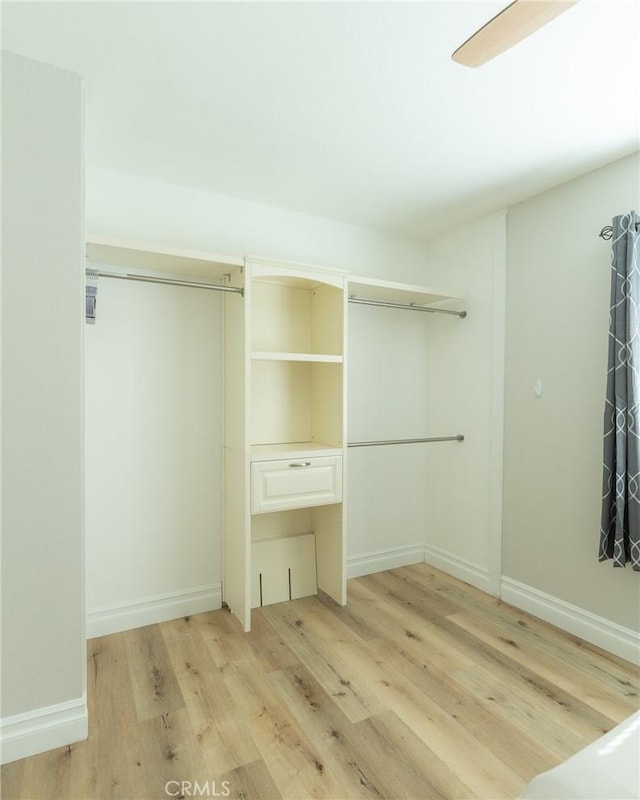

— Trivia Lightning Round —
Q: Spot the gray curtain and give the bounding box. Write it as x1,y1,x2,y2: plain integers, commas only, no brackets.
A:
600,210,640,570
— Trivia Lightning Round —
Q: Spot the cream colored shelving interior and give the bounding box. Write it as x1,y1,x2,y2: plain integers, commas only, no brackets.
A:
224,260,348,631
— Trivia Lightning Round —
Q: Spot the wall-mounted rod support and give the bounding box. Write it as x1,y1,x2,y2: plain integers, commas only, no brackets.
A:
348,435,464,448
88,269,244,296
349,296,466,318
599,226,613,240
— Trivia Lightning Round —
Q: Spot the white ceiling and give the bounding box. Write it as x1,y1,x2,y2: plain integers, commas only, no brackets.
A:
3,1,639,240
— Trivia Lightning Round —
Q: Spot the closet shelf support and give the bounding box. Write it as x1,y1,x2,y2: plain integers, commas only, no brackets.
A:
348,296,466,318
348,435,464,448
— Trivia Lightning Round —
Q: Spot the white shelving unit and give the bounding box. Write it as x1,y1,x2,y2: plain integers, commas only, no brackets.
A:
85,238,464,634
223,259,348,631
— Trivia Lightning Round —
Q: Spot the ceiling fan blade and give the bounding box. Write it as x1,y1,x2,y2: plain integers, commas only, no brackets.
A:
452,0,579,68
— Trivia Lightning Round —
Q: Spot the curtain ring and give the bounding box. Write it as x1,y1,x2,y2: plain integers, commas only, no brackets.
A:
599,225,613,240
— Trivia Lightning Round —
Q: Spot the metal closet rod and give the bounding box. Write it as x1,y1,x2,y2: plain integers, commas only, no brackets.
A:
88,272,465,313
349,296,467,318
348,434,464,448
88,268,244,295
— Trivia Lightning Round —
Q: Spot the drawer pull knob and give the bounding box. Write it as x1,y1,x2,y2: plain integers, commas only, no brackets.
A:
289,461,312,467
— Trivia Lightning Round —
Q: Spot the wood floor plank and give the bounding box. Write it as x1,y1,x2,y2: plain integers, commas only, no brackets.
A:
354,572,638,727
364,567,467,619
244,609,300,673
161,618,260,773
360,576,633,753
402,565,639,694
189,606,244,639
345,576,476,675
14,746,76,800
350,711,473,800
452,663,606,759
3,563,637,800
81,633,146,799
368,612,619,762
371,638,559,782
204,630,263,678
301,608,525,799
482,606,639,697
136,708,209,799
0,758,24,799
316,587,381,641
217,759,283,800
402,563,501,610
161,618,238,721
222,657,344,800
123,624,186,723
448,610,638,721
261,601,384,723
268,663,386,800
270,662,475,800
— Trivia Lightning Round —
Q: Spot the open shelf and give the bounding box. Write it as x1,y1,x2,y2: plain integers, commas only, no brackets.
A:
86,235,242,281
251,357,342,450
348,275,460,307
251,352,342,363
251,278,343,356
251,442,343,460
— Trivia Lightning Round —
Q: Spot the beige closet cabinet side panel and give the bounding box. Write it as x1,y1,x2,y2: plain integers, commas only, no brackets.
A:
223,270,251,631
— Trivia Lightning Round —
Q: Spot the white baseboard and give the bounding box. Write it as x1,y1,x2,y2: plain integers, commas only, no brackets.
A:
347,543,493,595
347,544,425,579
423,543,493,594
501,576,640,666
86,583,222,638
1,696,87,765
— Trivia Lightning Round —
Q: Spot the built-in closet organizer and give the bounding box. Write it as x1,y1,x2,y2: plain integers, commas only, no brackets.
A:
223,260,348,631
85,237,464,635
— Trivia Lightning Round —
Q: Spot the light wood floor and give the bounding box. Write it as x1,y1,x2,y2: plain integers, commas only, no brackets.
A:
3,564,639,800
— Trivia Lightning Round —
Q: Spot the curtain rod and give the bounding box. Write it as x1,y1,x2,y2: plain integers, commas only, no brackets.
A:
348,296,467,318
87,268,244,295
600,220,640,240
348,435,464,447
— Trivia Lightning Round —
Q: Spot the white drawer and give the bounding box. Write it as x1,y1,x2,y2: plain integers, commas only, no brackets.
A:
251,455,342,514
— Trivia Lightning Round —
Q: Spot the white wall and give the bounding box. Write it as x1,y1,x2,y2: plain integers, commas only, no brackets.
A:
87,166,432,282
85,166,440,625
1,52,86,762
503,153,640,637
347,304,435,575
85,278,223,635
417,212,506,593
